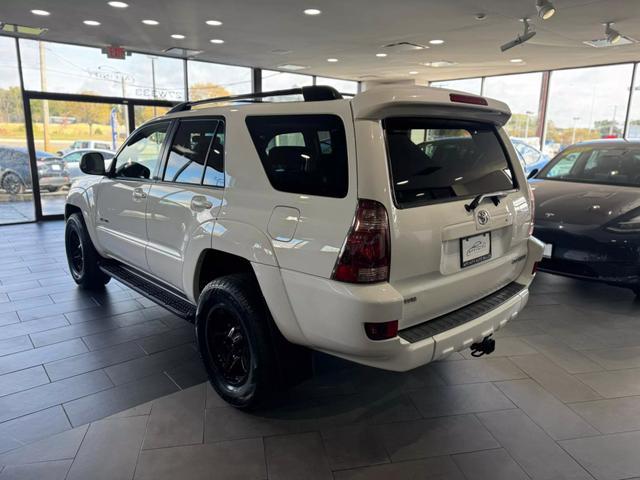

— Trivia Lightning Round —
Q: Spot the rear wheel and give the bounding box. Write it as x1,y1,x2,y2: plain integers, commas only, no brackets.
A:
65,213,110,289
196,274,278,409
2,172,24,195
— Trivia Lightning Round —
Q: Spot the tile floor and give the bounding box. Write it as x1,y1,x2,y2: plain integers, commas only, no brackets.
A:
2,221,640,479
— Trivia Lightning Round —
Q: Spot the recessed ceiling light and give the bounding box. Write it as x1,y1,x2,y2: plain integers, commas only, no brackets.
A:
210,39,224,44
429,39,445,45
31,9,50,16
327,58,338,62
206,20,222,26
376,53,387,57
171,34,185,39
304,8,322,15
409,71,419,75
83,20,101,26
107,1,128,7
510,58,524,63
142,19,159,25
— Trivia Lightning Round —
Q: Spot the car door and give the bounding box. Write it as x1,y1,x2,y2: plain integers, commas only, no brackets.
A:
146,118,225,290
95,121,170,271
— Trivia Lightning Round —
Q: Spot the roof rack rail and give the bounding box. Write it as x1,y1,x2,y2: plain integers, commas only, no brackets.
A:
167,85,343,114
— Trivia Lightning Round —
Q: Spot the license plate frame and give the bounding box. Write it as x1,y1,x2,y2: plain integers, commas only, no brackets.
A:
543,243,553,258
460,232,492,268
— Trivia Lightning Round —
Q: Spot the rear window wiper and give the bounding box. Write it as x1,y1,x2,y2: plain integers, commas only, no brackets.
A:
465,191,510,212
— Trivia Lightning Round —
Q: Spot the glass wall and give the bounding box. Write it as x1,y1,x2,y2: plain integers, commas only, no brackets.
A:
0,37,34,224
543,64,633,156
187,60,252,100
430,78,482,94
625,66,640,139
315,76,358,95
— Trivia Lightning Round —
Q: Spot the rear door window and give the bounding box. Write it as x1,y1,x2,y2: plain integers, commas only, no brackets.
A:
384,118,516,208
246,115,348,198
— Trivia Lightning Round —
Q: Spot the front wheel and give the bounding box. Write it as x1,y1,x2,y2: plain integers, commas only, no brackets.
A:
2,172,24,195
65,213,110,289
196,274,278,409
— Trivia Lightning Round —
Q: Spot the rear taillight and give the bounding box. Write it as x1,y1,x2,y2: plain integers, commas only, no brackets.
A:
332,199,390,283
365,320,398,340
449,93,488,106
527,182,535,236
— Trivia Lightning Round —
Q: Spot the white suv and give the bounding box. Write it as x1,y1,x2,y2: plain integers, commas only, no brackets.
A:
64,85,544,408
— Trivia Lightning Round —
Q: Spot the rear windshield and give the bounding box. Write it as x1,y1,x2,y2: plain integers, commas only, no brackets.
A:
384,118,516,208
538,144,640,187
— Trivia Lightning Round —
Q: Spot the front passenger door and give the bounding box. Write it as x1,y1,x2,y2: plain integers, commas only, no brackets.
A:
95,121,170,271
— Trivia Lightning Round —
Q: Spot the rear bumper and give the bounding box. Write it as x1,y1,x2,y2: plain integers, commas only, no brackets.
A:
277,236,544,371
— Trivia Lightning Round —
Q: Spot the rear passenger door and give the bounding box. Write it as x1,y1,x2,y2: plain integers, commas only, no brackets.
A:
146,118,225,291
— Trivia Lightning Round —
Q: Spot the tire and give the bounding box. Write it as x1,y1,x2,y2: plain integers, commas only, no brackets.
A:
196,274,279,409
65,213,110,289
2,172,24,195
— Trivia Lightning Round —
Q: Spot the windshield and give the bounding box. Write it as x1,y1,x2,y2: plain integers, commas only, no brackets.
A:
538,144,640,187
384,118,516,208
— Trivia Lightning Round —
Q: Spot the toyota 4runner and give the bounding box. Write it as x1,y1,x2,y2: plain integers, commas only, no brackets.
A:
64,85,544,408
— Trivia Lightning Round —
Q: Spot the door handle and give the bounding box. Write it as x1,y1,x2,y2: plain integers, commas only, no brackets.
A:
132,188,147,200
190,195,213,211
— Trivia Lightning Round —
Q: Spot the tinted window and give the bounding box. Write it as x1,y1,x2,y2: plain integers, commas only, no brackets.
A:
384,118,515,208
113,122,168,179
246,115,348,198
163,119,224,186
539,145,640,187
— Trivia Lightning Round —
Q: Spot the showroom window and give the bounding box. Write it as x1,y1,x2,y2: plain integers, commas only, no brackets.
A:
626,65,640,139
315,76,358,95
429,78,482,95
187,60,252,100
113,122,169,179
261,70,313,101
483,72,543,147
19,39,186,101
246,114,348,197
543,64,634,156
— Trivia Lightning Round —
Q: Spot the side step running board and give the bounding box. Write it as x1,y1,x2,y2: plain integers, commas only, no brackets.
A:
100,261,197,321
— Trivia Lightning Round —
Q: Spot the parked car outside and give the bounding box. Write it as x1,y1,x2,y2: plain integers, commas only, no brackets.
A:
532,139,640,294
0,146,59,194
511,138,550,176
58,140,113,156
38,158,70,192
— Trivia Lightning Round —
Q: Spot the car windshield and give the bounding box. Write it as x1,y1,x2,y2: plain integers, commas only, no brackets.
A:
538,144,640,187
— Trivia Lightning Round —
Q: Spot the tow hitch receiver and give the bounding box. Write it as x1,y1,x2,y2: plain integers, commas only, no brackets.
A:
470,335,496,357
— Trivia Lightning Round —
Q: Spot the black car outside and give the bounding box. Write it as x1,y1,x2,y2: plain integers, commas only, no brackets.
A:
532,140,640,294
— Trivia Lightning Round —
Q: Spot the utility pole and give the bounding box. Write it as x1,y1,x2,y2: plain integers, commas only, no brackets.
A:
572,116,580,144
39,41,50,152
149,56,157,116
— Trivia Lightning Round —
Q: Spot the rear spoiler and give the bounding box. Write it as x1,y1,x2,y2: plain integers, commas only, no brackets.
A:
351,86,511,126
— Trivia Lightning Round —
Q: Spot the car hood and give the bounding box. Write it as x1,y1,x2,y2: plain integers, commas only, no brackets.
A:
531,179,640,227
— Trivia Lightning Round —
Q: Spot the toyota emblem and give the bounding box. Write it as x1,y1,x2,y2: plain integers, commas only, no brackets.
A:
477,210,490,226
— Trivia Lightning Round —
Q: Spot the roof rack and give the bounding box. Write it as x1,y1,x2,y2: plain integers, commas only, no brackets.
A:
167,85,343,114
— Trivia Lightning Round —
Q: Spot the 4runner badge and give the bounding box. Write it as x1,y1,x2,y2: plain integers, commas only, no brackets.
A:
477,210,490,226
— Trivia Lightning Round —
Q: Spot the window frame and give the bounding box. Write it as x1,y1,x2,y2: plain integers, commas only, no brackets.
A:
156,115,226,189
109,120,172,181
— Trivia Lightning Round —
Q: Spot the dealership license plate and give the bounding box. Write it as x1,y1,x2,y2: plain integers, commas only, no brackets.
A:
51,164,61,171
460,232,492,268
543,243,553,258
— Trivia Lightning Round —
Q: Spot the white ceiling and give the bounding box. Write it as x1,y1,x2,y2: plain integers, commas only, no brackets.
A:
2,0,640,83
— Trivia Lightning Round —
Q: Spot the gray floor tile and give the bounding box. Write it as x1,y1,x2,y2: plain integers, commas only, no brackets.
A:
143,384,205,450
0,336,32,357
583,345,640,370
408,382,515,418
561,431,640,480
0,459,72,480
134,438,266,480
17,298,97,322
576,368,640,398
495,379,599,440
0,407,71,454
452,448,529,480
332,456,465,480
164,358,208,389
569,396,640,434
370,414,499,462
0,426,87,467
432,357,527,385
44,341,146,381
494,319,544,338
63,373,179,426
511,354,602,402
136,325,195,354
522,334,604,373
320,424,389,471
29,317,122,348
0,365,49,397
0,313,19,328
64,300,144,324
82,320,169,351
266,432,332,480
478,409,592,480
0,371,112,423
67,416,147,480
0,338,88,376
0,296,53,316
0,315,68,341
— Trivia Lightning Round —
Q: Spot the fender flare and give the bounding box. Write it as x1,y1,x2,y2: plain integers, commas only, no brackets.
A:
65,186,102,251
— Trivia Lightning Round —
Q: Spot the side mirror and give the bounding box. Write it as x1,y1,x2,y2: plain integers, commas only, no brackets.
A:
527,168,539,180
80,152,106,176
